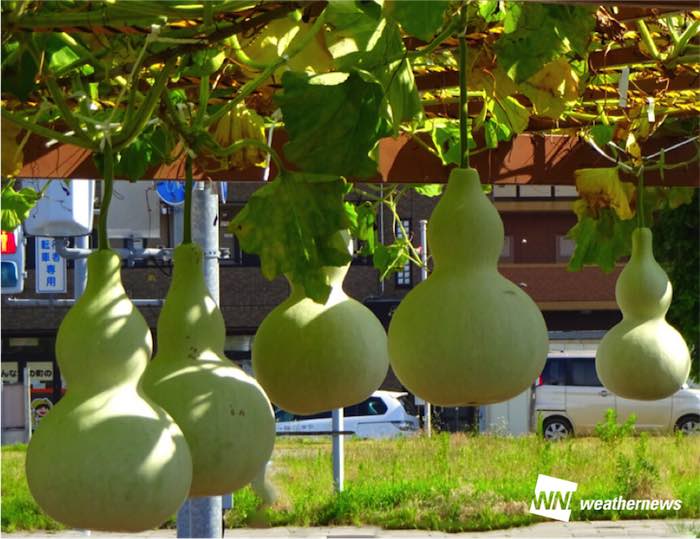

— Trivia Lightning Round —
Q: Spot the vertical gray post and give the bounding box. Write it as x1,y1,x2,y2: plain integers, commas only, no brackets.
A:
24,367,32,442
172,206,184,247
187,184,222,538
73,235,89,298
419,220,432,438
332,408,344,493
174,203,190,538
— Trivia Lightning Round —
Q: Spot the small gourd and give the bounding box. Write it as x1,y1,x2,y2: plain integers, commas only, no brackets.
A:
252,231,389,415
388,168,548,406
26,250,192,532
596,227,690,400
142,243,275,496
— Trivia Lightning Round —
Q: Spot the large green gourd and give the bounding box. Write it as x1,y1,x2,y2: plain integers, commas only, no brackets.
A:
142,243,275,496
388,168,548,406
596,227,690,400
26,250,192,532
252,232,389,415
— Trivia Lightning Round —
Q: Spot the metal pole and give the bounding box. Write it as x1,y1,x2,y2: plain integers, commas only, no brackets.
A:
419,220,432,438
332,408,344,493
24,367,32,442
73,235,88,298
186,183,222,538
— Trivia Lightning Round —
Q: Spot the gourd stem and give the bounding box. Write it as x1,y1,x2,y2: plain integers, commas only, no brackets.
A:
183,154,194,245
637,167,645,229
458,3,469,169
98,144,114,251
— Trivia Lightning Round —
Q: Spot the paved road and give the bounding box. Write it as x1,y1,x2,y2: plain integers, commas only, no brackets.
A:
6,520,700,538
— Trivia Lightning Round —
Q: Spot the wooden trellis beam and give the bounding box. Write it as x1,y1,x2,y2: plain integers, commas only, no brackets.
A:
16,132,700,187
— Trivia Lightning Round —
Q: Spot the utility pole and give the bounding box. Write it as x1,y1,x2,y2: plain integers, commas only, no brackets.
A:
178,183,222,538
419,220,431,437
332,408,344,492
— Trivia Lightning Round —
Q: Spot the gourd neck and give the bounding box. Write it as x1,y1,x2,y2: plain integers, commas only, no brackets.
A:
156,242,226,359
171,243,207,290
429,168,504,269
630,227,653,261
84,250,124,295
616,227,672,320
287,269,347,303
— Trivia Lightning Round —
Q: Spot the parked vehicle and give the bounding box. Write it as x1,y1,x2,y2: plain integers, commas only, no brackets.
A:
534,351,700,440
275,391,419,438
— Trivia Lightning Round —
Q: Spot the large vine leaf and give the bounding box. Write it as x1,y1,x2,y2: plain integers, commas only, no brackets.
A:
326,5,422,134
229,172,354,303
567,208,636,272
383,0,449,41
519,58,580,119
1,183,40,231
494,4,595,83
275,71,391,178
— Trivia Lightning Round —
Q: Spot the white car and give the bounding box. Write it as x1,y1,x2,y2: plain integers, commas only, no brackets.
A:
535,351,700,440
275,390,420,439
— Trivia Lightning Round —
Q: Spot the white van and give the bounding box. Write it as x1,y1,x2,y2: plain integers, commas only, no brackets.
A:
534,351,700,440
275,391,419,439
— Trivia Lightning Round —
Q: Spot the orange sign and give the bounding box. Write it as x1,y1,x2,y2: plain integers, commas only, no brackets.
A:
1,230,17,255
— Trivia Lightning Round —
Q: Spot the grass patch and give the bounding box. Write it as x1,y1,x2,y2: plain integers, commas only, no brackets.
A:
230,433,700,532
2,434,699,532
1,444,63,533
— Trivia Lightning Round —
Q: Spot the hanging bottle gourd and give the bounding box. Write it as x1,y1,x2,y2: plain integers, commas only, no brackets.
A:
252,231,389,415
596,193,690,399
387,11,548,406
25,146,192,532
142,164,275,496
387,168,549,405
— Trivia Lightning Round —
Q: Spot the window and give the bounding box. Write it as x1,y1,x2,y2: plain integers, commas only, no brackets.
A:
493,185,517,198
567,358,603,387
556,235,576,263
518,185,553,198
394,218,412,288
541,358,566,385
275,410,295,422
357,397,388,416
500,235,514,262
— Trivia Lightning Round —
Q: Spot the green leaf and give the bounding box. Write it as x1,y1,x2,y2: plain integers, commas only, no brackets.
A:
115,138,152,181
275,71,390,177
229,172,353,303
1,183,40,231
484,119,499,149
590,124,614,147
495,4,595,82
413,184,444,198
46,35,80,72
490,95,529,138
114,124,175,181
182,48,225,77
383,0,449,41
327,13,422,133
479,1,506,23
1,43,38,101
430,119,475,166
567,208,636,272
373,238,411,280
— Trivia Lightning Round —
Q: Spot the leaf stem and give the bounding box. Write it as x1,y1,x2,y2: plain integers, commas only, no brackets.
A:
1,108,97,150
637,167,645,229
183,154,193,245
98,143,114,251
458,3,469,169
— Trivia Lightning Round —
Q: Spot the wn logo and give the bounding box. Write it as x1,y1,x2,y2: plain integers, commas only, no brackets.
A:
529,474,578,522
